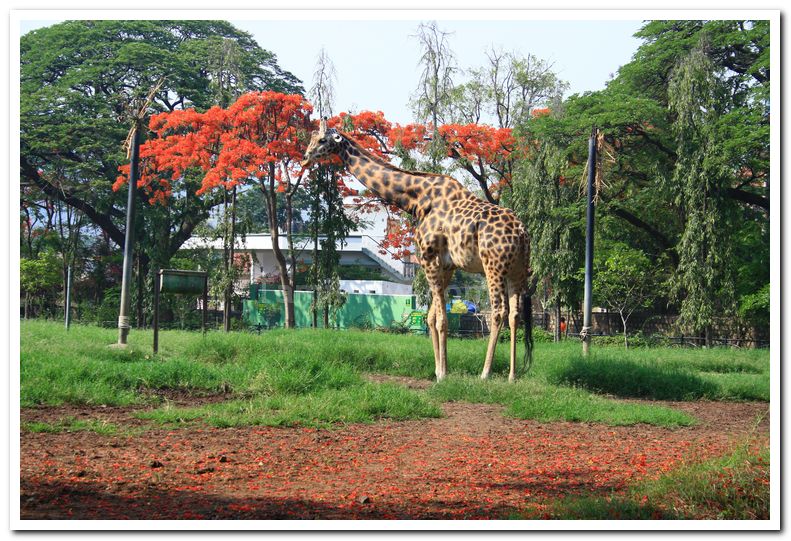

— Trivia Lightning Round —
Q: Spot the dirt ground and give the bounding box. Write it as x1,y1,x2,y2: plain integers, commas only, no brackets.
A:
19,376,769,520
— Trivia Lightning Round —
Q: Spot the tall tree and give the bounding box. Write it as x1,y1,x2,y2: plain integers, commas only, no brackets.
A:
510,141,582,338
307,49,353,327
411,21,457,172
131,92,313,328
20,20,303,311
668,42,737,344
523,20,769,340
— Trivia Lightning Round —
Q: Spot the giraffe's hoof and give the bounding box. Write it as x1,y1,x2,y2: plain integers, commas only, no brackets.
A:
480,373,490,380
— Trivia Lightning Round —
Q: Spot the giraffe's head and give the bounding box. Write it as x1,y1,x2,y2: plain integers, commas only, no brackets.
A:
301,118,344,167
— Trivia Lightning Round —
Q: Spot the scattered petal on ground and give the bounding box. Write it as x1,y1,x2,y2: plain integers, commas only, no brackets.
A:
20,399,769,520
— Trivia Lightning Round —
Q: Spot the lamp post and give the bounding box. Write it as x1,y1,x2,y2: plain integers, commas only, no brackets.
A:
582,127,597,356
116,121,141,346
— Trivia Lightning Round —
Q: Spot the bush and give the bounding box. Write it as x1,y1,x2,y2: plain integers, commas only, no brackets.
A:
498,326,553,344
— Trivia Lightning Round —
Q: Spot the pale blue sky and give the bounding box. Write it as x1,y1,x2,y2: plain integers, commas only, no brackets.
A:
20,17,645,125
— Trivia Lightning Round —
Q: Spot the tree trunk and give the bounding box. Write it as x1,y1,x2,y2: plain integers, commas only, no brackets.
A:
324,305,329,329
704,325,712,348
285,190,299,328
621,313,629,349
312,190,319,328
223,187,237,332
24,292,30,319
554,302,561,343
136,254,145,328
263,165,295,328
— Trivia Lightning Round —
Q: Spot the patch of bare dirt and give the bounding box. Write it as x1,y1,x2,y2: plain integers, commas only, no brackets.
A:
20,385,769,521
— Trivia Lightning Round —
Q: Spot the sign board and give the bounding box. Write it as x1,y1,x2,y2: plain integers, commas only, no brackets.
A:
159,269,207,295
154,269,208,354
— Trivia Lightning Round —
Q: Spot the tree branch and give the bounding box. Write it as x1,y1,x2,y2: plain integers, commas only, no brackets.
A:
21,156,127,248
726,187,769,212
608,205,679,267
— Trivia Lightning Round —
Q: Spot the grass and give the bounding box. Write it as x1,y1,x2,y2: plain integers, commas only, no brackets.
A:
428,376,695,426
520,439,770,520
22,417,124,437
137,383,442,429
20,320,769,429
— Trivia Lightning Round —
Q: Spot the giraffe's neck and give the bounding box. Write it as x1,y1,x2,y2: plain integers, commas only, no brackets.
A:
338,138,433,218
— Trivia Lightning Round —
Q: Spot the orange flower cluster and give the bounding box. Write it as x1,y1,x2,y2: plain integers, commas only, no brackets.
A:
113,92,313,203
437,123,516,164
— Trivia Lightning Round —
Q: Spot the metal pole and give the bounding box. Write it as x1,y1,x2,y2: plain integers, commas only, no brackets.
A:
153,269,160,354
117,122,141,346
582,127,597,356
64,264,72,330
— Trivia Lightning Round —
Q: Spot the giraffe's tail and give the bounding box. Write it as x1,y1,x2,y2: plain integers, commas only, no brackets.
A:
521,290,534,373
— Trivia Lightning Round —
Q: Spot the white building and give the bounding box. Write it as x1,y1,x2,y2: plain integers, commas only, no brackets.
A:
182,205,416,297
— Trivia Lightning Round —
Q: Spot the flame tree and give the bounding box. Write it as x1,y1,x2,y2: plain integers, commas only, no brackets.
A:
115,91,313,328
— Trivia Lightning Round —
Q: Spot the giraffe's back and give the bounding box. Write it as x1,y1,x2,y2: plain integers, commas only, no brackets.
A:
424,198,528,280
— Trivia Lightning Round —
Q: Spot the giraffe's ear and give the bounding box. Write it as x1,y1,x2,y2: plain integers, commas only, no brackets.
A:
332,132,342,143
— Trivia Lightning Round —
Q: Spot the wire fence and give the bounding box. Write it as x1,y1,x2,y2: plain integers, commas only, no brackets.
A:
36,305,769,349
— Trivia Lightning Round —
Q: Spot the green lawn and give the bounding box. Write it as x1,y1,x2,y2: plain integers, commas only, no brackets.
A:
20,320,769,429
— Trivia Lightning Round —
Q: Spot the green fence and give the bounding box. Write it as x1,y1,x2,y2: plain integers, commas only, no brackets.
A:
243,287,419,330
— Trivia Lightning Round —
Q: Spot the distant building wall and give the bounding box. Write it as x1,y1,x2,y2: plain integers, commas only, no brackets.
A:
338,280,413,296
244,289,417,329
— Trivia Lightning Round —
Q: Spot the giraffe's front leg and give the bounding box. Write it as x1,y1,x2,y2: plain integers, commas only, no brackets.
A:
424,261,452,381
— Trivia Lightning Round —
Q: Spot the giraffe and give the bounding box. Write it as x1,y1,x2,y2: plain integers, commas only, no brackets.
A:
302,120,533,381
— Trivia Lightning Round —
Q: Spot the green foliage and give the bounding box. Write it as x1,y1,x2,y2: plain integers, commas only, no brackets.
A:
668,42,738,333
20,251,62,318
20,20,304,327
592,241,667,346
510,141,582,310
412,267,431,308
498,326,553,344
518,21,769,344
305,166,355,325
19,252,61,295
739,283,770,330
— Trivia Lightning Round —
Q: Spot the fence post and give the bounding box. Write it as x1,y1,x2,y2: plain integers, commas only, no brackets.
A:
203,274,208,335
153,269,160,354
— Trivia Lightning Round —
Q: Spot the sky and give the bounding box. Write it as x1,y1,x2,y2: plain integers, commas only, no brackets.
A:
18,17,644,125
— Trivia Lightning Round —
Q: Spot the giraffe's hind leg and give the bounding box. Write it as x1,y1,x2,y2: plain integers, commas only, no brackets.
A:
507,289,520,382
481,272,507,379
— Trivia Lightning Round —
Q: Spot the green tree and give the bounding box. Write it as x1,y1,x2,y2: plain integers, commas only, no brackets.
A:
20,251,62,319
592,242,666,348
510,141,582,339
523,20,769,343
20,20,303,324
668,41,738,344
